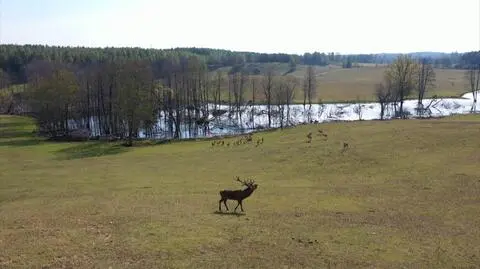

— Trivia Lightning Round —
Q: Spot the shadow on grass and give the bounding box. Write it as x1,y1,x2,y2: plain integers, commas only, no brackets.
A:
0,138,43,147
0,121,32,129
0,130,35,139
213,211,246,216
54,142,130,160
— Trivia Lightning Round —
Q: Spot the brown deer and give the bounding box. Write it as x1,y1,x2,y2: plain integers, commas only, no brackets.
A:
341,142,349,153
306,132,312,143
218,176,258,212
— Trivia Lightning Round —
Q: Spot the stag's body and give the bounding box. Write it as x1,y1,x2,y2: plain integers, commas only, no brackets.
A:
219,177,258,212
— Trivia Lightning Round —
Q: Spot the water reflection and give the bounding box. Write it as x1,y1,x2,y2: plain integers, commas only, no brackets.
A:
72,92,480,140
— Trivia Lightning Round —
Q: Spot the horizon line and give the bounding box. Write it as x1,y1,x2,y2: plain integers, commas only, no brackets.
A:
1,42,477,56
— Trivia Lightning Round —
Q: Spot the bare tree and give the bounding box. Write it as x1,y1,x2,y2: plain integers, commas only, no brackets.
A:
115,61,156,146
273,76,297,129
416,58,436,116
239,71,249,118
230,72,241,113
465,64,480,112
251,76,257,128
213,71,223,111
303,65,317,108
283,75,297,125
26,63,79,136
0,70,10,89
385,55,418,118
353,96,364,120
274,80,285,128
230,71,248,117
0,70,12,113
375,82,393,120
262,66,275,127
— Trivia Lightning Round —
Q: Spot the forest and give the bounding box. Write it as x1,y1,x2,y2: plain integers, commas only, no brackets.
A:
0,44,474,83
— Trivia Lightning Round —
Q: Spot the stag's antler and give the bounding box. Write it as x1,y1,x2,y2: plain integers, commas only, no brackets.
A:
235,176,254,187
235,176,247,186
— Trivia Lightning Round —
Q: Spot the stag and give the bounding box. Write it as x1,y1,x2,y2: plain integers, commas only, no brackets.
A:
218,177,258,212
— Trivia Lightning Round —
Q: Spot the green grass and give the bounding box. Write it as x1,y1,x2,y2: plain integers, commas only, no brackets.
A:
1,113,480,268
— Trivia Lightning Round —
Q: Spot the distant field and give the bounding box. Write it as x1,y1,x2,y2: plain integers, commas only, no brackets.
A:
314,66,467,102
210,64,468,104
1,114,480,268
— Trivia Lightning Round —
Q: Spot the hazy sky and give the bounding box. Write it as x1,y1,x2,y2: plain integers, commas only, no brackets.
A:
1,0,479,54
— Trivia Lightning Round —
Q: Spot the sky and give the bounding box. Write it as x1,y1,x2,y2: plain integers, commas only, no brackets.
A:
0,0,479,55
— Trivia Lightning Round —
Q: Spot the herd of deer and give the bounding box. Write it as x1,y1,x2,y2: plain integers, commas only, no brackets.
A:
211,134,264,148
306,129,349,152
306,129,328,143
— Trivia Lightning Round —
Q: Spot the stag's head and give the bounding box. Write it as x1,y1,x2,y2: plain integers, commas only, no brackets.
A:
235,176,258,190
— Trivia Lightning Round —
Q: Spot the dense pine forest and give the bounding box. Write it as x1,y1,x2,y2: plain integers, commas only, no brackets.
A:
0,44,475,83
0,44,479,145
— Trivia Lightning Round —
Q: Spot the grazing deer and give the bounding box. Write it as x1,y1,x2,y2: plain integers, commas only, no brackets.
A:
306,132,312,143
318,129,328,138
341,142,349,153
218,177,258,212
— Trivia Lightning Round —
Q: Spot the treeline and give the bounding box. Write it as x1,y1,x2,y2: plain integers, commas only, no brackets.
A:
1,44,477,83
20,57,215,144
0,53,319,144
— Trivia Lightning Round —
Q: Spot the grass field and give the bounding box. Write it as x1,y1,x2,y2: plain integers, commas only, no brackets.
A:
1,115,480,268
314,66,467,102
308,65,466,102
212,64,468,104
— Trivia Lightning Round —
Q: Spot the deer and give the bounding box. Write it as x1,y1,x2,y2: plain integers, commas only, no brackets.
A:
341,142,349,153
306,132,312,143
218,176,258,213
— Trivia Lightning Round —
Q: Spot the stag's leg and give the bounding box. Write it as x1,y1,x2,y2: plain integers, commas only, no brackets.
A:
239,200,244,212
219,198,229,211
223,200,229,211
234,200,241,212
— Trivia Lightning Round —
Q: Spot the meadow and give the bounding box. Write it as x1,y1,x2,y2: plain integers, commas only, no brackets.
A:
212,64,467,104
1,114,479,268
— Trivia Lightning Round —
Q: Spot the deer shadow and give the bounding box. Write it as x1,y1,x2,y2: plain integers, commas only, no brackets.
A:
212,210,246,217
